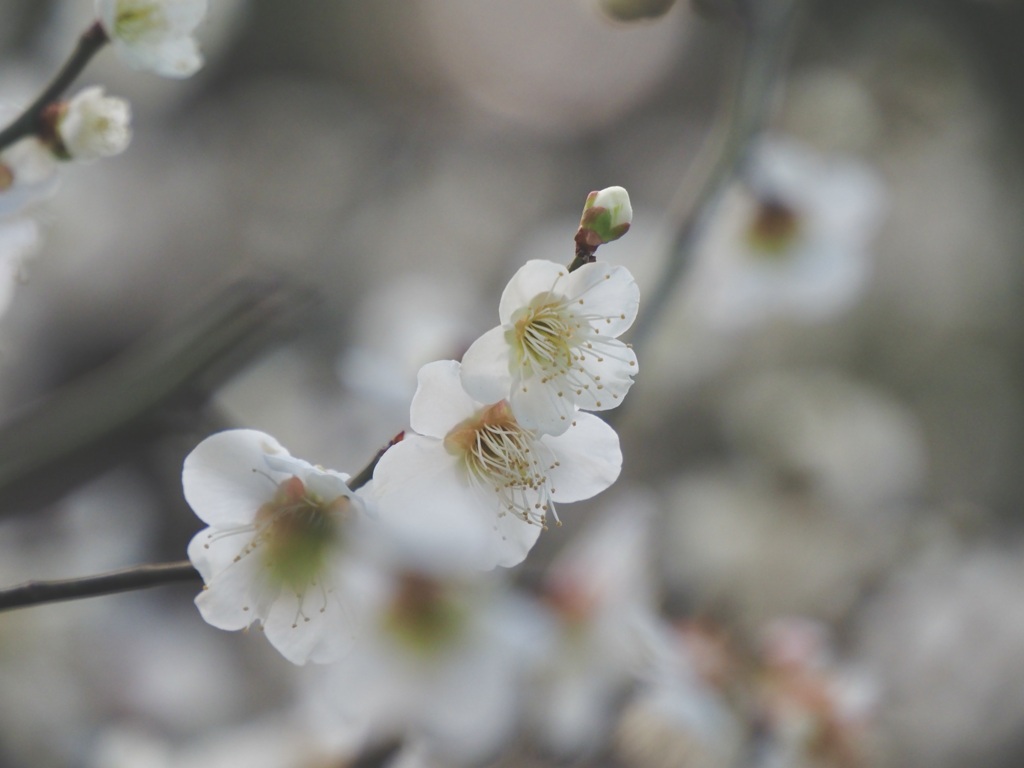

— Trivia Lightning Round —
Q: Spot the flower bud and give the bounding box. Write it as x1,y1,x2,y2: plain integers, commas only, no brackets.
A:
56,87,132,161
577,185,633,248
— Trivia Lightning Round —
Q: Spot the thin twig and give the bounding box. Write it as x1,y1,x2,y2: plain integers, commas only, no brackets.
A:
349,431,405,491
0,278,315,515
0,561,199,612
0,22,109,153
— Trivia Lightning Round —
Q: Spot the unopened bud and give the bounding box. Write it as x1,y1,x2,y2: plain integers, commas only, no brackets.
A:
577,185,633,248
55,86,132,161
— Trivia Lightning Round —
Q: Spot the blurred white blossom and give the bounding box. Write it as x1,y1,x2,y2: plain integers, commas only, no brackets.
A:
57,86,132,161
302,568,534,766
96,0,208,78
525,502,665,756
0,136,58,215
753,617,878,768
685,137,886,331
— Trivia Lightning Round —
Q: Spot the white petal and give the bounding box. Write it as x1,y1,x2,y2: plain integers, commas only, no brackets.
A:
409,360,479,439
569,339,637,412
194,552,271,631
420,640,520,762
497,260,568,324
262,582,354,665
163,0,209,33
186,524,249,582
545,414,622,503
183,429,287,526
302,470,358,506
509,374,576,436
115,36,203,78
372,436,498,570
565,262,640,338
460,326,514,406
493,507,543,568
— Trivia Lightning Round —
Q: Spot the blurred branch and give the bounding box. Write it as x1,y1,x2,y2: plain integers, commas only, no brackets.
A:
349,431,405,491
0,277,315,514
0,22,108,152
0,560,198,612
630,0,803,347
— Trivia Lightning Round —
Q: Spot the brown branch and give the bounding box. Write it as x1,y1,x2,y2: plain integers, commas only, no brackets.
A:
0,561,199,612
0,21,109,152
349,431,405,491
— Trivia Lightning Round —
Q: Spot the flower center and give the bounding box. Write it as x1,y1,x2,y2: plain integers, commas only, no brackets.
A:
382,572,466,656
443,400,556,527
253,476,348,591
509,293,577,374
746,196,802,256
114,1,167,41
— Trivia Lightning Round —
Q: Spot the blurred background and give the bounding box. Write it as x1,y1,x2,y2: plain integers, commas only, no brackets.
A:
1,1,1024,766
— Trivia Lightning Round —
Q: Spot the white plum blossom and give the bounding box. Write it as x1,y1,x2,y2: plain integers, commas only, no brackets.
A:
302,567,538,766
684,136,886,331
184,429,375,665
57,87,132,161
525,502,667,756
460,259,639,436
96,0,208,78
372,360,622,570
613,623,743,768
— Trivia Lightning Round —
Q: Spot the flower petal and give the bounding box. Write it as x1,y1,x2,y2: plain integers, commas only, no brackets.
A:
372,435,498,570
493,506,543,568
187,524,250,582
262,582,355,665
193,551,271,631
409,360,479,439
509,373,576,436
545,414,622,503
460,326,514,406
497,260,568,324
182,429,288,527
565,262,640,338
162,0,208,32
568,339,638,413
115,36,203,78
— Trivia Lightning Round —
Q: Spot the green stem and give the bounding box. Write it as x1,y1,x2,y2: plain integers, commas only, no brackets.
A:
0,21,109,153
0,561,198,612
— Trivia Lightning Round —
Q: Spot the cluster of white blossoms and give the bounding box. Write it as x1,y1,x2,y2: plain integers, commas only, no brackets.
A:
183,186,640,664
0,0,209,319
